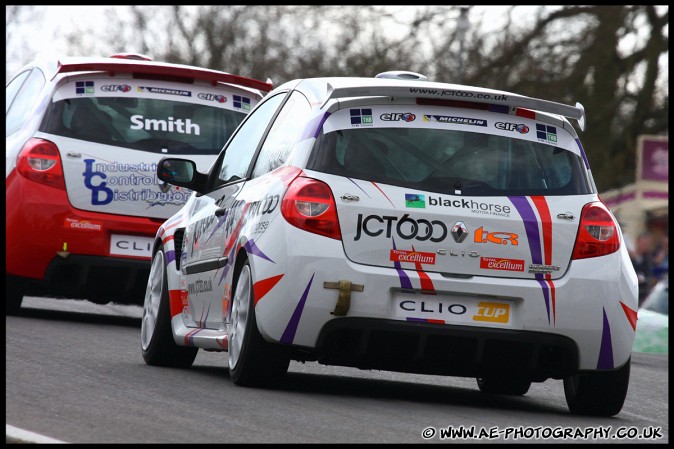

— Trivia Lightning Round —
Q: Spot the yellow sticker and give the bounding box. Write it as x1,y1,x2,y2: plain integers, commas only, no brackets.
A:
473,301,510,323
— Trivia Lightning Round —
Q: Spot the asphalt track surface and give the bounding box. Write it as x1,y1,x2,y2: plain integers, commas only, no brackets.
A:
6,296,669,444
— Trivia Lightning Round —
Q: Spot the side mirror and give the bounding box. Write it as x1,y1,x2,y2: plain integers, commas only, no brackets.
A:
157,157,197,187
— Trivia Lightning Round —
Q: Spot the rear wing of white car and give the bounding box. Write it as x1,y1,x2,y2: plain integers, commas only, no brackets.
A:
322,82,586,131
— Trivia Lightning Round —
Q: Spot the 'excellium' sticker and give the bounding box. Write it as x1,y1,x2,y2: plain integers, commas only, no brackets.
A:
63,217,103,231
479,257,524,272
390,249,436,265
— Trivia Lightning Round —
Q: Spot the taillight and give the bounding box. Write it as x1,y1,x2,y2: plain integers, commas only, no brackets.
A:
15,138,66,190
571,201,620,259
281,177,341,240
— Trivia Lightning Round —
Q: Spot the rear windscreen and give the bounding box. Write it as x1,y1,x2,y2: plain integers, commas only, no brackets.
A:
308,105,592,196
308,109,593,196
40,96,247,155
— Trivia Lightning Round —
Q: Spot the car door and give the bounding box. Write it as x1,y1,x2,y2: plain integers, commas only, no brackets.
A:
181,92,288,329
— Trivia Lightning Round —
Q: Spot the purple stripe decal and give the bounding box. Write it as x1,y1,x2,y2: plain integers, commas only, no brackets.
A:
346,177,371,198
392,238,413,290
165,250,176,266
313,112,331,139
597,308,614,369
406,317,439,323
218,246,237,285
280,273,314,344
536,279,551,323
575,138,590,169
185,328,202,347
205,214,228,243
508,196,543,265
244,239,274,263
199,301,211,328
509,196,550,324
300,112,330,140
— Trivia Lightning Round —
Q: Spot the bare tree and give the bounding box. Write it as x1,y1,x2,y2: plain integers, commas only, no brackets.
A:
65,5,668,191
5,5,42,81
458,5,669,191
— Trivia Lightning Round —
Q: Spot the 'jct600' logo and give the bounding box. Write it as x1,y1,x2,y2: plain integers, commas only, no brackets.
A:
355,213,447,242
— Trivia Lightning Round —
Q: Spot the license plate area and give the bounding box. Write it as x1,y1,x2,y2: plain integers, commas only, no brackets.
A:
392,291,514,327
110,234,153,258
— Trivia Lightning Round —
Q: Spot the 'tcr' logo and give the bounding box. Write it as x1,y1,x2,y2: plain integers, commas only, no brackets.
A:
473,226,518,245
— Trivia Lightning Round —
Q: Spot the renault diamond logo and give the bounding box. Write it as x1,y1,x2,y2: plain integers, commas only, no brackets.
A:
451,221,468,243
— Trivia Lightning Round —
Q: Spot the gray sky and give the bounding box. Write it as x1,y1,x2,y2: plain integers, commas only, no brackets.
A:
6,5,525,82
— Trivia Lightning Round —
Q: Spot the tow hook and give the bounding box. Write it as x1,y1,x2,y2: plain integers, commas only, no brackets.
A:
323,280,364,316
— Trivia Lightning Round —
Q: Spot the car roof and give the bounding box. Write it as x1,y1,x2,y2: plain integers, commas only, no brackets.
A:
288,76,585,132
14,56,273,94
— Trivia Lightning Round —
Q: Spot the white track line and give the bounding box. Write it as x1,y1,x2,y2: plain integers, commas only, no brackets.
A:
6,424,68,444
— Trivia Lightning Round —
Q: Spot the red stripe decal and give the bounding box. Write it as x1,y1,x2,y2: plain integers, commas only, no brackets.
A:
532,196,555,324
253,274,284,305
411,245,435,294
531,196,552,266
620,301,638,331
371,182,396,209
168,289,184,317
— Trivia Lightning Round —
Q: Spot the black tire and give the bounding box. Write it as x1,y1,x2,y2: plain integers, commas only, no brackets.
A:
563,358,631,416
476,376,531,395
6,274,25,315
227,260,289,387
141,247,198,368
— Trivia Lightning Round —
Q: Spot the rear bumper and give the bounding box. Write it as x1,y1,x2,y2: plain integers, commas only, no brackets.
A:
6,170,162,282
305,317,579,380
252,229,638,373
20,255,151,304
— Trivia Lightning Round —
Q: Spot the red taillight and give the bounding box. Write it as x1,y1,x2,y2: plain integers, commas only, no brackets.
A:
281,177,341,240
15,138,66,190
571,202,620,259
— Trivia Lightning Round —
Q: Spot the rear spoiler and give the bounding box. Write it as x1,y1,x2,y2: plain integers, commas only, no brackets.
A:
323,83,586,131
54,58,273,93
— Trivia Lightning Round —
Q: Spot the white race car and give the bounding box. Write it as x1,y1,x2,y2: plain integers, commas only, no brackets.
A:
141,71,639,416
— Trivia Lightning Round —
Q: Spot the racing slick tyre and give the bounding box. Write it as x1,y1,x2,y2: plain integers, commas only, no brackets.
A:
563,358,631,416
141,247,198,368
228,260,290,387
6,274,25,315
476,376,531,395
